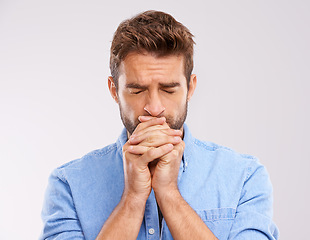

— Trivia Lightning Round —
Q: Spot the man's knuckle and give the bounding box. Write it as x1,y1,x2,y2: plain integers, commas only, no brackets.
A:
123,142,129,150
181,143,185,150
147,147,156,159
171,149,179,157
133,123,143,133
124,150,131,159
146,135,156,144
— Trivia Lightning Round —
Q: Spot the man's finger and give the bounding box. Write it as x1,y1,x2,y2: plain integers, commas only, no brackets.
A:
131,124,171,140
130,131,182,146
127,145,149,155
129,127,182,145
140,143,174,163
158,141,185,164
138,116,165,122
132,117,166,135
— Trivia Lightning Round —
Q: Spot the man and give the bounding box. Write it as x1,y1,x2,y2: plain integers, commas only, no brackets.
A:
40,10,279,240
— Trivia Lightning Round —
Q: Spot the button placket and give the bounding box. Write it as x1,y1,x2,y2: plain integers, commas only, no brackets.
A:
144,190,160,240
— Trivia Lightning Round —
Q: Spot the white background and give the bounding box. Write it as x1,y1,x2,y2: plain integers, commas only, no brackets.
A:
1,1,309,239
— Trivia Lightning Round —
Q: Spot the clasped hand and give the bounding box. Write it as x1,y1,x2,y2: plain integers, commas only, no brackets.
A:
122,116,185,203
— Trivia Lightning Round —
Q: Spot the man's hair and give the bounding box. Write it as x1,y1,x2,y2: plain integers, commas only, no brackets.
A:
110,10,195,89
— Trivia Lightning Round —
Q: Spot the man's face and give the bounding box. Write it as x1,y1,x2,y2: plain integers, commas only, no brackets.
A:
109,52,196,135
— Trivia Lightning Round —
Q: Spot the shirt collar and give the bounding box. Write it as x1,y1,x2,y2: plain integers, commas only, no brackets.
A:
116,122,194,172
182,123,194,172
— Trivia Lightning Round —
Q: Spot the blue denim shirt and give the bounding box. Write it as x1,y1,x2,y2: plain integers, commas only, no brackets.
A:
40,124,279,240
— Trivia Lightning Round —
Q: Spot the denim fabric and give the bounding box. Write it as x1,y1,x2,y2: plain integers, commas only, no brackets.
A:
40,124,279,240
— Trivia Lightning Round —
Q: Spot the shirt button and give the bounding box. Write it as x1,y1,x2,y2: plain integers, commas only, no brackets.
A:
148,228,155,235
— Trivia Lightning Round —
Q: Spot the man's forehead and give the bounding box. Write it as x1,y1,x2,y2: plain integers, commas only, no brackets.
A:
120,52,184,70
118,52,186,85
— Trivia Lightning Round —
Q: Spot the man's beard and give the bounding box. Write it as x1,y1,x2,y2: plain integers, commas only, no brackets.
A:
119,102,188,135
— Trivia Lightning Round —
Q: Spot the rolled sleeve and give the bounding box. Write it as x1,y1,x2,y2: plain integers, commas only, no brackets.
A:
40,169,84,240
228,160,279,240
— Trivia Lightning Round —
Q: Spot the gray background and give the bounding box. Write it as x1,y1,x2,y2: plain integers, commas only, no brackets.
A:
1,0,309,239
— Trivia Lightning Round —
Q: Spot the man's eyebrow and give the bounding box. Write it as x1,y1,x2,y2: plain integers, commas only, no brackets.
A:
125,83,147,89
125,82,180,89
159,82,180,88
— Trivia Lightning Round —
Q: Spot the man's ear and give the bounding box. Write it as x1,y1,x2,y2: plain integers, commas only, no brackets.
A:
108,76,119,104
187,74,197,101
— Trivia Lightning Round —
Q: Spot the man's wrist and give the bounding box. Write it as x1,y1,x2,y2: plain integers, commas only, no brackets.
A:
120,192,148,217
154,186,181,208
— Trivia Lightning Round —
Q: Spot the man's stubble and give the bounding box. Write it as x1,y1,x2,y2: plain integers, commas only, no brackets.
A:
119,101,189,135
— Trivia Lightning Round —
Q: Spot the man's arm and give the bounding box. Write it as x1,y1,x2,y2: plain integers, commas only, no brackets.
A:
152,141,218,240
130,116,218,240
40,169,85,240
156,189,218,240
96,117,182,240
228,160,279,239
95,194,146,240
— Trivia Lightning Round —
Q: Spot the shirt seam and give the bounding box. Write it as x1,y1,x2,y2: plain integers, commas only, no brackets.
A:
57,143,119,170
193,138,258,160
56,168,84,234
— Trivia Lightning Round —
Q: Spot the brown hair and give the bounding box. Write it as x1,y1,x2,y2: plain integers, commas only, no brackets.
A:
110,10,195,89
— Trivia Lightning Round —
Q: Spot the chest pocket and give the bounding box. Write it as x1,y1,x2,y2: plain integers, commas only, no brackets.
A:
196,208,236,240
161,208,236,240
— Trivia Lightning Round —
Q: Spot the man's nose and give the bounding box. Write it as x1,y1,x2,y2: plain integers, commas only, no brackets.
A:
144,92,165,117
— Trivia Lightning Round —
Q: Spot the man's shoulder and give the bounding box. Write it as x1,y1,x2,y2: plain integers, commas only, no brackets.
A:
189,137,269,192
194,138,257,159
184,124,258,168
52,142,122,181
191,137,261,170
61,143,118,167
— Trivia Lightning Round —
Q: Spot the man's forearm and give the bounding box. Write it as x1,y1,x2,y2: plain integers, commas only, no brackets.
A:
156,189,218,240
96,195,146,240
